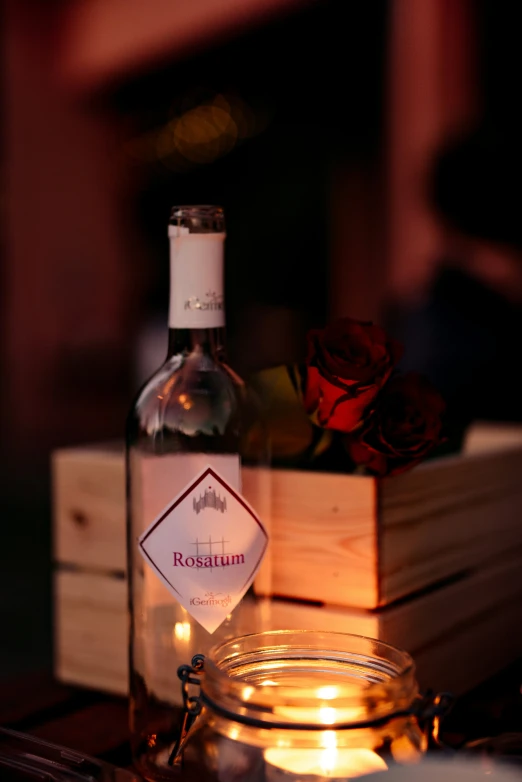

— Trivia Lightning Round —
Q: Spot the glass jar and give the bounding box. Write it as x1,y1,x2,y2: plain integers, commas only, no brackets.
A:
172,630,439,781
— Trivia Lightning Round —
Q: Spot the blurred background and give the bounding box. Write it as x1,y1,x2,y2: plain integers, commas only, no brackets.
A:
1,0,521,677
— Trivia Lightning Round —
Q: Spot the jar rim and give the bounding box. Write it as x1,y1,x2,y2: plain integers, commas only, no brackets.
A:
202,630,417,728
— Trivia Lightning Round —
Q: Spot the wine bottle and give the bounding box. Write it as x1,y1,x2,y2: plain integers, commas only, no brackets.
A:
126,206,270,780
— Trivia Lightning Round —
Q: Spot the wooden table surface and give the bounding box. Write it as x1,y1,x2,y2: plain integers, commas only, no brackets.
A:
2,662,522,773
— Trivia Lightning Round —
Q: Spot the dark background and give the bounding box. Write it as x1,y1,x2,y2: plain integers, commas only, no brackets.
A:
1,0,521,680
110,0,387,364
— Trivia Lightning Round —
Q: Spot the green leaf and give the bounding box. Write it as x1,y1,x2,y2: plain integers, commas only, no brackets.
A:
250,365,317,461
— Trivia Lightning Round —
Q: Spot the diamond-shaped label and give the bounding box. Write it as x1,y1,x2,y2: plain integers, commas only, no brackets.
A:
138,464,268,633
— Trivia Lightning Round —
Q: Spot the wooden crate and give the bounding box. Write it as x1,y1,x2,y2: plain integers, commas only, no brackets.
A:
53,427,522,609
54,547,522,698
52,424,522,696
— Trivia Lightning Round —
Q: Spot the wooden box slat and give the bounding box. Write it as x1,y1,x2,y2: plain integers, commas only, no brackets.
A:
52,427,522,698
53,444,126,573
54,570,128,696
258,469,378,608
55,545,522,697
53,432,522,609
380,448,522,604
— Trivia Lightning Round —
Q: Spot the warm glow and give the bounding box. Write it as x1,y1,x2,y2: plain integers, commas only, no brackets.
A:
125,92,271,172
319,707,337,725
322,747,338,774
176,393,193,410
321,731,337,749
390,734,423,764
274,705,362,724
316,686,339,701
173,621,191,642
264,746,388,778
260,680,279,687
241,686,255,701
163,377,175,395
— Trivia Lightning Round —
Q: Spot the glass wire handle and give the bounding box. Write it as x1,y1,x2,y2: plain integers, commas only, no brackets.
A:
414,691,455,751
168,654,206,768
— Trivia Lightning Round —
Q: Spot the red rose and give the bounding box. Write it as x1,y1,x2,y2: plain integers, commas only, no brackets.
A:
347,373,446,476
305,318,403,433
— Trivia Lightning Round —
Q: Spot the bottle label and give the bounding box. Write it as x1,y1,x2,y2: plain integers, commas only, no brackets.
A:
138,463,269,633
168,230,226,329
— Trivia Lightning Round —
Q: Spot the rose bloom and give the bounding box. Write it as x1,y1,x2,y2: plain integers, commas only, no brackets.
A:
305,318,403,433
347,373,446,476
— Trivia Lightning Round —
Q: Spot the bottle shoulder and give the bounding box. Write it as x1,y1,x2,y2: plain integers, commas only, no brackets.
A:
134,354,242,402
128,352,244,440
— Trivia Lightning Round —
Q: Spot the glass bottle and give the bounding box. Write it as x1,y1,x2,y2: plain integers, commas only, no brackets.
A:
175,630,430,781
126,206,271,781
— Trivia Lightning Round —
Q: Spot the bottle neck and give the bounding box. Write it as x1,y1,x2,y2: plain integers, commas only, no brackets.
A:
167,326,226,359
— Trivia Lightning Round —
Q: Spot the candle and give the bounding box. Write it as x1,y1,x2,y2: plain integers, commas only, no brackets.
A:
265,746,388,781
267,683,370,727
261,678,388,779
273,705,364,725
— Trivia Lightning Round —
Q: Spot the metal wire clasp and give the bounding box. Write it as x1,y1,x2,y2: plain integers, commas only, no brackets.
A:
413,691,455,750
168,654,206,768
167,655,454,766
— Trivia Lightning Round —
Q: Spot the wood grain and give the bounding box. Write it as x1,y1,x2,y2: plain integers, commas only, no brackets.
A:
53,445,126,573
258,468,378,607
52,432,522,612
379,548,522,692
52,445,378,608
380,449,522,604
54,570,128,695
55,546,522,698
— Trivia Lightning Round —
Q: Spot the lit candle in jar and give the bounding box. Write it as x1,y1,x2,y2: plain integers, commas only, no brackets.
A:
263,682,388,780
269,685,371,727
264,744,388,781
